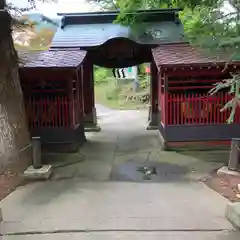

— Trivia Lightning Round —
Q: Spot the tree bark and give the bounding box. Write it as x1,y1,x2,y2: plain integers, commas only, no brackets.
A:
0,3,31,171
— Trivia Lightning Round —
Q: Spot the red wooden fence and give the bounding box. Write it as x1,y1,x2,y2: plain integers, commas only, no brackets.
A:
25,96,72,129
163,92,240,125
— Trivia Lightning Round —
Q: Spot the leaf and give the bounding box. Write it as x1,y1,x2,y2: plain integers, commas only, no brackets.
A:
221,99,234,111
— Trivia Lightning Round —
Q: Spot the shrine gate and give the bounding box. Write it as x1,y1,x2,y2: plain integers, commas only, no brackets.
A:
19,8,240,150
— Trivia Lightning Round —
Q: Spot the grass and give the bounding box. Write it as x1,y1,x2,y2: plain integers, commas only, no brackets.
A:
93,66,150,110
94,79,149,110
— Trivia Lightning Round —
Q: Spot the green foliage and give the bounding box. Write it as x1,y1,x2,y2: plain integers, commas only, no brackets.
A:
180,3,240,123
29,27,55,48
209,73,240,123
106,85,121,100
94,67,112,84
94,66,150,109
139,76,149,89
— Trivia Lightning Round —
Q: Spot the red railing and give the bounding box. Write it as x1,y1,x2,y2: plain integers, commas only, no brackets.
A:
165,92,240,125
25,96,72,129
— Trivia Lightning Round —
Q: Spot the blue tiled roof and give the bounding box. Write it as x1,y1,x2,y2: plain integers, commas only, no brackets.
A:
50,9,184,49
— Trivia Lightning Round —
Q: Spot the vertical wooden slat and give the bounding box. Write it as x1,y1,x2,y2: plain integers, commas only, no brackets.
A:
44,97,47,128
206,94,209,124
34,97,37,129
46,96,49,128
209,95,213,124
161,94,165,124
52,96,55,128
57,96,61,127
213,95,216,124
180,93,184,124
66,97,69,127
62,96,65,127
164,72,168,126
176,93,179,125
35,97,38,129
169,93,172,125
165,92,168,125
223,92,227,123
189,92,192,124
196,92,199,124
199,93,202,124
217,94,221,124
172,93,175,125
29,96,33,130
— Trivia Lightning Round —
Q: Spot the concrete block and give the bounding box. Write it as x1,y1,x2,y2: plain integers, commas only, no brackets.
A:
156,131,168,151
226,202,240,229
84,125,101,132
217,166,240,177
146,124,158,130
147,112,159,130
24,165,52,180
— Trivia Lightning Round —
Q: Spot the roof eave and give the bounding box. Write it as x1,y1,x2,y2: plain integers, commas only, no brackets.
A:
158,61,240,69
57,8,183,16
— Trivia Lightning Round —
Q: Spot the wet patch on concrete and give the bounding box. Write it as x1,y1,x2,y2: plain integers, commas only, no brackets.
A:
110,159,189,182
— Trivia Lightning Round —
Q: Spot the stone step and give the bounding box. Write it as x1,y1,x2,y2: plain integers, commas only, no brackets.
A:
226,202,240,229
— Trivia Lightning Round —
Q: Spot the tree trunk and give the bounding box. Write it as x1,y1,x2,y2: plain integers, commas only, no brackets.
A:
0,5,31,172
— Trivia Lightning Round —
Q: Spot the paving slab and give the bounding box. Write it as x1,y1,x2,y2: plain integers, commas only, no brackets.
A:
0,181,234,235
226,202,240,228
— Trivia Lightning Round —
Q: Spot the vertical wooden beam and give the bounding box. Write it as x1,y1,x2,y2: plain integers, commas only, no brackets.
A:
147,61,159,130
68,73,74,128
82,58,100,132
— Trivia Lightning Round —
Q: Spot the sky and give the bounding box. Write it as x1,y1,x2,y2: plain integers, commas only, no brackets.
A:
8,0,237,18
8,0,100,18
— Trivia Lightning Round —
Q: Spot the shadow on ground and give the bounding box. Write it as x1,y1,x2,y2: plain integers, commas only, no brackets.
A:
50,106,229,183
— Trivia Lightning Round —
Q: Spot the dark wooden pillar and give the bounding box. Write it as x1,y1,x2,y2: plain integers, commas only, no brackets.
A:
147,61,159,130
82,59,100,131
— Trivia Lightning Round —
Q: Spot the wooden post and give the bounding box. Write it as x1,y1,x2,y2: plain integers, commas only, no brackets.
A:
147,61,158,128
228,138,240,171
82,59,97,125
32,137,42,169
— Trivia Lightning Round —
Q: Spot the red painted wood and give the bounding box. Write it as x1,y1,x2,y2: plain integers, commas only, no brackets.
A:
20,65,86,133
163,92,235,126
165,92,168,125
82,59,95,117
168,140,231,149
169,85,214,90
180,93,183,124
166,68,235,78
169,94,172,125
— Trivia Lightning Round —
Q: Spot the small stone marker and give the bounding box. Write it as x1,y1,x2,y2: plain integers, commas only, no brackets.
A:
24,137,52,180
228,138,240,171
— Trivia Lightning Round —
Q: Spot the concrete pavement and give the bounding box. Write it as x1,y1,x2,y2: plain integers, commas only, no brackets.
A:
51,104,228,181
0,181,237,239
0,104,239,239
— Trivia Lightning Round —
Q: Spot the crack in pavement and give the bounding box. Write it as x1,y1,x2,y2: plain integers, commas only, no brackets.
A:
1,228,235,236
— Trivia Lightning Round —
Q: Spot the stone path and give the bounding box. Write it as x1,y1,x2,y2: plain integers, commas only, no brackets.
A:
52,104,228,182
0,104,239,239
